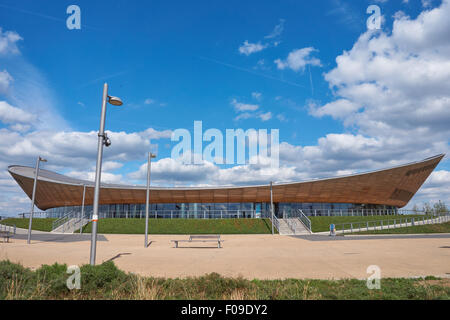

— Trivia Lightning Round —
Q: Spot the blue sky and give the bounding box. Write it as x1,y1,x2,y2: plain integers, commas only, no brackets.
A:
0,0,449,215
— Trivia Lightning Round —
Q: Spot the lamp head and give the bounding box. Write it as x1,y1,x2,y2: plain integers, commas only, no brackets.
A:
108,96,123,106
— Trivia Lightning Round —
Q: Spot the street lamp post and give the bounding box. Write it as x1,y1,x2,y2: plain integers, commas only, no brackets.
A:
80,184,86,235
145,152,156,248
270,181,274,235
89,83,123,265
27,156,47,244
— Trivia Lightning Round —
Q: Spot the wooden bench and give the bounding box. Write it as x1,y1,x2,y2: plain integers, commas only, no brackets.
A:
171,235,223,248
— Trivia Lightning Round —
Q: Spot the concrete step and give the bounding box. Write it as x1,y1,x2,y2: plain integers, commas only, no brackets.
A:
278,218,311,235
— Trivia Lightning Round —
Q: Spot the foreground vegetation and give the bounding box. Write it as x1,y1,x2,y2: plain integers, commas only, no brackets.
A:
0,260,448,300
80,218,274,234
0,218,56,232
354,221,450,235
309,215,424,233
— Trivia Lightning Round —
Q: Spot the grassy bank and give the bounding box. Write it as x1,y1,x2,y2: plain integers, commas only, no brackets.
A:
0,218,56,232
354,221,450,235
80,218,274,234
309,215,424,233
0,260,448,300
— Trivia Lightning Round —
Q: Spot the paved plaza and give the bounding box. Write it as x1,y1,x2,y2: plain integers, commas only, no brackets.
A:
1,228,450,280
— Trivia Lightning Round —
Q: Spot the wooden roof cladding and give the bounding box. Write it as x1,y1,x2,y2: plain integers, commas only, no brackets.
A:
7,154,444,211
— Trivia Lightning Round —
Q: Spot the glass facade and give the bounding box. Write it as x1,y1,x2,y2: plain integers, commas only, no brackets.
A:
46,202,397,219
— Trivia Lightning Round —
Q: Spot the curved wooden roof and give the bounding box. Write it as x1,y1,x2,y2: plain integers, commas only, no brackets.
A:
7,154,444,210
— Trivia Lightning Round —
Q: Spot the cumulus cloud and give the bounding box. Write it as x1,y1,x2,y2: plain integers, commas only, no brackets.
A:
310,0,450,149
0,70,13,94
0,101,37,124
274,47,322,72
0,28,22,55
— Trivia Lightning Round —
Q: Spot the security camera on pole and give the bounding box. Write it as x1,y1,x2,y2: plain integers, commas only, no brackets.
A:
89,83,123,266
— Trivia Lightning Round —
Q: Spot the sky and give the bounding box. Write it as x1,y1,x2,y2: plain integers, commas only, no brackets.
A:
0,0,449,216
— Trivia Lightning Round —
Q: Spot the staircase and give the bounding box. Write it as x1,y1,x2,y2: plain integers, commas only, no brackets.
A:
51,211,90,234
278,218,311,235
277,210,312,235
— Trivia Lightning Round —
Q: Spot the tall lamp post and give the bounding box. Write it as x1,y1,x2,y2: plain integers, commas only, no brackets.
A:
27,156,47,244
270,181,274,235
145,152,156,248
90,83,123,266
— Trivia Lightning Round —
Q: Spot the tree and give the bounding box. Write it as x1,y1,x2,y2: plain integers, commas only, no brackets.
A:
433,200,448,214
423,202,433,214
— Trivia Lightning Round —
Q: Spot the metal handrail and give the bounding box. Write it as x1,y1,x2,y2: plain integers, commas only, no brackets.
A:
270,215,280,233
335,212,450,234
52,210,75,231
0,223,16,235
51,210,91,232
298,209,312,233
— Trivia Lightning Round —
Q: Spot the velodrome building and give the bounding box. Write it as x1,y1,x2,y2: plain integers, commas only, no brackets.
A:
8,154,444,219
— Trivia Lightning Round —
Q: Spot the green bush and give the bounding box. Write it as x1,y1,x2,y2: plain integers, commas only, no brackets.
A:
35,263,70,297
79,261,130,295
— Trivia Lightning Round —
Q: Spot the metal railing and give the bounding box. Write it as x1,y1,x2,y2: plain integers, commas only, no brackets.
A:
17,212,48,219
52,210,76,231
269,215,280,233
334,212,450,234
298,209,312,233
95,209,261,219
51,210,91,233
285,218,298,234
0,223,16,235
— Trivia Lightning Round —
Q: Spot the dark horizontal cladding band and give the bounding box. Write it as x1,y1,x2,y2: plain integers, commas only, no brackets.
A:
7,154,445,211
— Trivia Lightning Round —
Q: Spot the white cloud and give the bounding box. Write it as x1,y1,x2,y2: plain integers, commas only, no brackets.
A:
139,127,173,140
0,101,36,124
66,170,124,184
0,28,22,55
144,98,155,104
259,112,272,121
422,0,432,8
264,19,285,39
239,19,285,56
312,0,450,144
238,41,268,56
231,99,259,112
274,47,322,72
0,70,13,94
251,92,262,101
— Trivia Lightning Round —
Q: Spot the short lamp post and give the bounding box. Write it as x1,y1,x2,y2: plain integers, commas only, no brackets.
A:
27,156,47,244
145,152,156,248
89,83,123,266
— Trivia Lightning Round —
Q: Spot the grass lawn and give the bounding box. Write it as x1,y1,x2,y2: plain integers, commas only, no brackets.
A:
80,218,275,234
309,215,424,233
0,260,448,300
0,218,56,232
354,221,450,235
